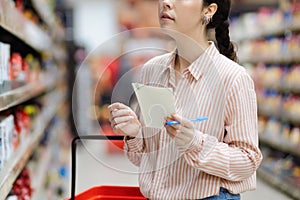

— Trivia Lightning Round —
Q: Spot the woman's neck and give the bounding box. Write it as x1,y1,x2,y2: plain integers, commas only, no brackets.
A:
174,36,209,73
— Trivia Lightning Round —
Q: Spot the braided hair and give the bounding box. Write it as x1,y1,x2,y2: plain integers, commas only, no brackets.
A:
203,0,238,62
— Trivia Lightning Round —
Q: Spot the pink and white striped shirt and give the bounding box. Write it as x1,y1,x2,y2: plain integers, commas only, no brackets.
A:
125,42,263,199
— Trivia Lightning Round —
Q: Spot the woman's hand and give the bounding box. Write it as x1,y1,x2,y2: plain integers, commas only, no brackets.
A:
108,102,141,138
164,114,195,147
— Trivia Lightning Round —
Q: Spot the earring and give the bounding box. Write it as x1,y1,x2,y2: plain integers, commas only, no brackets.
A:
203,16,212,26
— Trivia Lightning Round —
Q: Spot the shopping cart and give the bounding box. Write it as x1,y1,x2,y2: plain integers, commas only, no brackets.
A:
68,135,146,200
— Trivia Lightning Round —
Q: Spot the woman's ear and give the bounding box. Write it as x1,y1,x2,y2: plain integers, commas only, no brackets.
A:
203,3,218,18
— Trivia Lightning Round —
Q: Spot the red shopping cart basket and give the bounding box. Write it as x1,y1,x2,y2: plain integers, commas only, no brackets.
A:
67,135,146,200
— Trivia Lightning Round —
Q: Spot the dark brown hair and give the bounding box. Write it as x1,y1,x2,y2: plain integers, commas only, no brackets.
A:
203,0,238,62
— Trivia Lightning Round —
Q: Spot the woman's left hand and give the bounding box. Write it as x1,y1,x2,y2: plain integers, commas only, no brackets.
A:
164,114,195,147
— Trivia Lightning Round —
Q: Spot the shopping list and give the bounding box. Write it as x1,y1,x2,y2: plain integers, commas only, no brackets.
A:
132,83,175,128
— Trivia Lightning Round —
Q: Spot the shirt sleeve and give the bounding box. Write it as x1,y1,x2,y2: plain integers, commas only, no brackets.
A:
124,128,145,167
177,71,263,182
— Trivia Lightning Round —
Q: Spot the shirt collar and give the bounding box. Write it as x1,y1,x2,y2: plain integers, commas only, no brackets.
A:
188,41,219,80
160,49,177,75
160,41,219,81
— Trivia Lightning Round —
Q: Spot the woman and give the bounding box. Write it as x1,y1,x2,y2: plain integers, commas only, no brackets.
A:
109,0,263,199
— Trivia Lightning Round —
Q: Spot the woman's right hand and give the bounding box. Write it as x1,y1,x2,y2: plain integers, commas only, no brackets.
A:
108,102,141,138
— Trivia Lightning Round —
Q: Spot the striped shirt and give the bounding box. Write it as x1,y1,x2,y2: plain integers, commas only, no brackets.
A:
124,42,263,199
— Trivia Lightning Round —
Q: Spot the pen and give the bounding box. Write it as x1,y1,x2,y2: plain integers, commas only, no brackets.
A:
165,116,209,126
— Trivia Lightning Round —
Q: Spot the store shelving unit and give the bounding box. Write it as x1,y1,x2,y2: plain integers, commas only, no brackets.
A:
259,136,300,158
231,3,300,199
235,23,300,43
29,0,67,62
237,21,300,64
0,0,67,199
30,114,66,200
0,79,56,112
232,0,278,14
258,168,300,199
259,107,300,127
0,0,51,52
30,132,55,200
0,19,50,54
31,145,53,198
240,56,300,66
0,91,63,199
0,0,66,59
30,0,57,28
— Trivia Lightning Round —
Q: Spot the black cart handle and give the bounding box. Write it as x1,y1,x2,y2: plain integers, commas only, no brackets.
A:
71,135,124,200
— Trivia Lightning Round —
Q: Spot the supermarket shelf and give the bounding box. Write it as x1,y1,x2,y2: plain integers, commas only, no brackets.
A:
0,21,50,53
260,87,300,96
258,107,300,126
259,136,300,157
0,0,51,53
0,91,62,199
0,80,55,112
258,167,300,200
31,116,62,200
236,23,300,42
277,87,300,96
232,0,278,14
240,55,300,65
31,0,55,27
30,0,65,41
31,144,53,200
0,23,35,56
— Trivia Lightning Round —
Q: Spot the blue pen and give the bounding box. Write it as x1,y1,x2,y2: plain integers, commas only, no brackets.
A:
165,116,208,126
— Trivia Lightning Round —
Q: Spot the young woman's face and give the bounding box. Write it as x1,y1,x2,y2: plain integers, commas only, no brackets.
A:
158,0,204,36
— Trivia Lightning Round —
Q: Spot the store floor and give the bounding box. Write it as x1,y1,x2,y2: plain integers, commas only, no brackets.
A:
71,140,292,200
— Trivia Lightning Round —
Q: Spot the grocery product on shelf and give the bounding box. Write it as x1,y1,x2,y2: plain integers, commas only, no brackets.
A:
258,90,281,116
238,34,300,63
0,41,47,96
261,65,283,90
0,42,10,85
259,116,300,148
0,104,40,172
0,115,14,170
8,167,32,200
283,65,300,93
282,95,300,123
290,127,300,146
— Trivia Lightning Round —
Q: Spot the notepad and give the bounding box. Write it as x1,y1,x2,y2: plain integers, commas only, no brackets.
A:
132,83,175,128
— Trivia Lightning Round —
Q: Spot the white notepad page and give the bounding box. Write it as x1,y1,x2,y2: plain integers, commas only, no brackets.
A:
132,83,176,128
